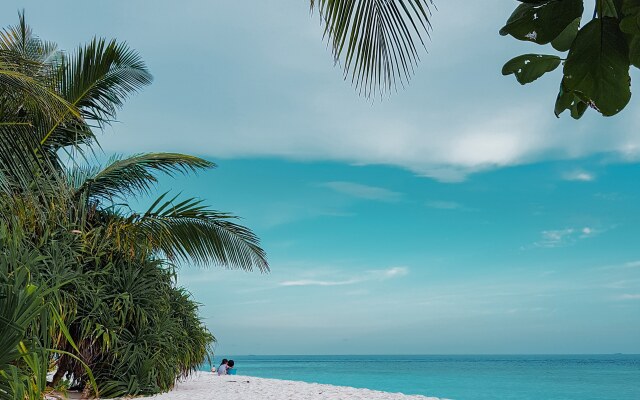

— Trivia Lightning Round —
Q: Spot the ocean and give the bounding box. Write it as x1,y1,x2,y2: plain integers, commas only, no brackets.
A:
204,354,639,400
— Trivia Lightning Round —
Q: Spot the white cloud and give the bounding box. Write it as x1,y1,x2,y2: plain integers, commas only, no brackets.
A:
604,280,634,289
533,226,599,248
379,266,409,278
580,227,594,237
563,170,595,182
63,0,640,182
625,261,640,268
616,294,640,300
321,181,402,202
345,289,371,296
594,260,640,271
280,278,361,287
426,200,462,210
536,228,575,248
279,266,409,287
594,192,621,201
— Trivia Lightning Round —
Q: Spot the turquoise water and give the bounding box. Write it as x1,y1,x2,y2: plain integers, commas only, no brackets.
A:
204,355,639,400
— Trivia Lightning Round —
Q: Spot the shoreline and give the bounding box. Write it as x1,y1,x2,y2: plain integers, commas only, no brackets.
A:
146,372,442,400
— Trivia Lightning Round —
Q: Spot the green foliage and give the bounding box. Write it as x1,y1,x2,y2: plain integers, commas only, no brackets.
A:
0,261,47,400
70,153,215,202
551,18,581,51
620,0,640,67
0,13,267,399
120,192,269,270
502,54,561,84
501,0,638,118
0,229,94,400
500,0,584,44
42,254,213,398
562,17,631,116
84,261,213,398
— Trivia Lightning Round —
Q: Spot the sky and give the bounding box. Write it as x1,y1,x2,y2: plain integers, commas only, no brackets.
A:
5,0,640,355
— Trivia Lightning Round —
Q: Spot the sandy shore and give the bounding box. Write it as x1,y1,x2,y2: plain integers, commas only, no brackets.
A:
147,372,442,400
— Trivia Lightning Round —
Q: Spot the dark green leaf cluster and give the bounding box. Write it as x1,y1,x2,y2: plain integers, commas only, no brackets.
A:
0,223,97,400
501,0,639,118
0,209,214,398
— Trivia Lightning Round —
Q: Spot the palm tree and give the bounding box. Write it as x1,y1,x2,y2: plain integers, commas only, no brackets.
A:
0,13,267,271
0,14,267,397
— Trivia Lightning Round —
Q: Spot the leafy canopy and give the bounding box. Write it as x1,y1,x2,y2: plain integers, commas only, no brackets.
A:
501,0,638,118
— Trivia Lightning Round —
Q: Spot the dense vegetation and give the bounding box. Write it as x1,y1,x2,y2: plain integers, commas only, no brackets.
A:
0,15,268,399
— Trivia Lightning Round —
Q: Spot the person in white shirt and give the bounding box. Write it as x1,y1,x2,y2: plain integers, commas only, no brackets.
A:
215,359,228,375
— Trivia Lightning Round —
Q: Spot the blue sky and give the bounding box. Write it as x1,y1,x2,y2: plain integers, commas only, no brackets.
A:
6,0,640,354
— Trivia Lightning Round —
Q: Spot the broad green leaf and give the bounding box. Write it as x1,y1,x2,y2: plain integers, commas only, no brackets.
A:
554,82,588,119
502,54,561,84
500,0,584,44
551,18,581,51
620,15,640,34
629,35,640,67
621,0,640,14
554,83,572,117
620,2,640,68
599,0,623,17
563,18,631,116
571,98,588,118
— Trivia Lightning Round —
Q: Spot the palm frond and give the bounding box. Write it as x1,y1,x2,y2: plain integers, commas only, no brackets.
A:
58,37,152,124
71,153,215,202
40,38,153,149
110,193,268,272
0,58,75,122
310,0,434,96
0,122,65,195
0,11,60,66
0,14,67,122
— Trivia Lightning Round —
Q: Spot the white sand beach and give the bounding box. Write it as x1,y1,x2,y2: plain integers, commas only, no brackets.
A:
147,372,441,400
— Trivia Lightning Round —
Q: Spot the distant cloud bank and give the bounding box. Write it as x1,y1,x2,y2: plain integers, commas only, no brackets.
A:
279,266,409,287
563,170,595,182
320,181,402,202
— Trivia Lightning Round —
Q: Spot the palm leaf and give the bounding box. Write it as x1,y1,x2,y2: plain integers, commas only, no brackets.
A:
41,37,153,149
71,153,215,202
0,122,66,195
310,0,434,96
0,11,60,67
110,193,268,272
0,58,75,122
58,37,152,123
0,13,71,123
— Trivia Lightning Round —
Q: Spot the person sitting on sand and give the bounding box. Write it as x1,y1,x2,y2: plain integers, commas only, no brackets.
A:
216,359,228,375
226,360,237,375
